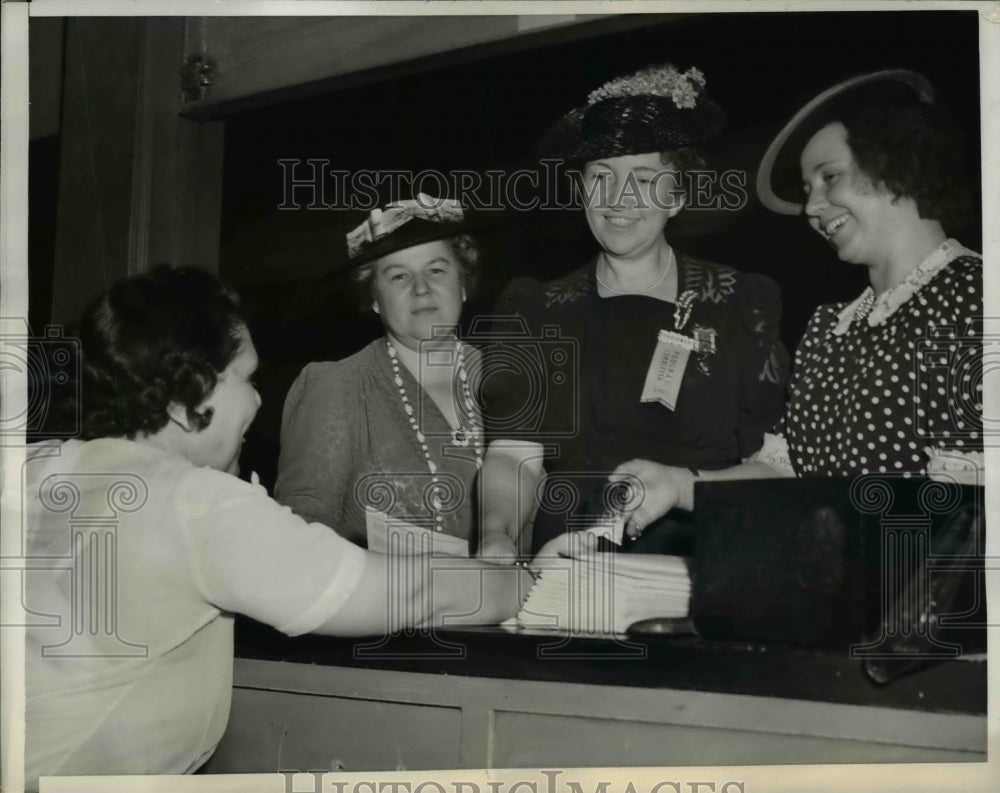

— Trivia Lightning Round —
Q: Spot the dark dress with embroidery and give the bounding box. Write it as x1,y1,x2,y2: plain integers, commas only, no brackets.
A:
783,251,983,476
482,251,790,553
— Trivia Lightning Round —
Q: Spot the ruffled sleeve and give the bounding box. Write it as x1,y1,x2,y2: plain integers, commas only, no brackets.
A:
734,272,791,458
745,432,796,476
925,447,984,486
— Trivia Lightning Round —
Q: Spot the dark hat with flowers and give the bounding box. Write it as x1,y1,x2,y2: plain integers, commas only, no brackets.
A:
537,64,727,161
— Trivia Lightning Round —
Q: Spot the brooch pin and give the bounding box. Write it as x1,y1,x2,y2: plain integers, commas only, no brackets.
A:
692,325,717,375
673,290,698,331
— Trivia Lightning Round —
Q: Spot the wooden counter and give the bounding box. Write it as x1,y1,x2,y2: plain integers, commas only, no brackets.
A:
201,621,986,773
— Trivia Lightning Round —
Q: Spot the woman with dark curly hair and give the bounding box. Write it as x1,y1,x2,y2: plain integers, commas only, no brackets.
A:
608,71,983,532
70,265,255,468
276,195,485,550
23,265,536,790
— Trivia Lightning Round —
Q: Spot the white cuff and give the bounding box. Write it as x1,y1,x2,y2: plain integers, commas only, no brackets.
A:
925,447,984,486
746,432,796,477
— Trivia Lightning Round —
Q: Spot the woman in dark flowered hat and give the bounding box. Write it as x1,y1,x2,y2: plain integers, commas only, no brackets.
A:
478,65,790,560
604,70,983,534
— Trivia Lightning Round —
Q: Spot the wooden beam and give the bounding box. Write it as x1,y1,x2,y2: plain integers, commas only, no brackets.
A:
179,14,674,119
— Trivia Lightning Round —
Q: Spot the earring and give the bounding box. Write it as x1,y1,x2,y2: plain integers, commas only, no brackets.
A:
462,290,467,302
373,303,380,315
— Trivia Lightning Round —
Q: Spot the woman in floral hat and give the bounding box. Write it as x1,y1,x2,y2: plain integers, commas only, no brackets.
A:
478,64,790,560
276,195,484,551
604,70,983,534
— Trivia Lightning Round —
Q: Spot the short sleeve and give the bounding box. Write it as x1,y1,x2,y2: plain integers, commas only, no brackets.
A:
745,431,796,476
176,468,368,636
275,362,362,540
734,273,791,458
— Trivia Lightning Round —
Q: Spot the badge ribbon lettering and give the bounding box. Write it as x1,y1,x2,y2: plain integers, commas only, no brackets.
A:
640,330,696,410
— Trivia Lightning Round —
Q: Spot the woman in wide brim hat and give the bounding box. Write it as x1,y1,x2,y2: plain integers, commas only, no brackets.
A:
276,194,487,550
478,64,790,561
605,70,984,534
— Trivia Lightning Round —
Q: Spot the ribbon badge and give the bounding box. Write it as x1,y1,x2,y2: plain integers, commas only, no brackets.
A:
346,193,464,258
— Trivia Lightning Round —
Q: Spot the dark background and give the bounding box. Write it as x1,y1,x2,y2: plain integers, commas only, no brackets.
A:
31,11,981,486
217,11,982,488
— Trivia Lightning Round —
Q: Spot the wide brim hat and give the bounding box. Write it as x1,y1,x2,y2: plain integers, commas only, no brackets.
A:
756,69,935,215
537,64,727,162
343,193,493,269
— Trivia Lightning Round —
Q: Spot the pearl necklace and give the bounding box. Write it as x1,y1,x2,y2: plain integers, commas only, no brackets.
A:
833,239,966,336
386,338,483,530
595,248,674,296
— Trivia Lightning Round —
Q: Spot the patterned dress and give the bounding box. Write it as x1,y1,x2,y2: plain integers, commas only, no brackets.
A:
780,239,982,476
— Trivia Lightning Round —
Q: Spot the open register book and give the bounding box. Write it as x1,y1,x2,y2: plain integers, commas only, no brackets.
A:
507,551,692,635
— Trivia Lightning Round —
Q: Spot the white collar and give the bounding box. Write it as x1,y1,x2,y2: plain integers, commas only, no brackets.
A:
832,238,975,336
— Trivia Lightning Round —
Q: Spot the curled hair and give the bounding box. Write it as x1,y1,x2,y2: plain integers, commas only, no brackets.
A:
352,234,480,314
71,265,246,440
837,101,973,230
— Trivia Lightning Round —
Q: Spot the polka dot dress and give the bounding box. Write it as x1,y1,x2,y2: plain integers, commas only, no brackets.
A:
784,253,982,477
